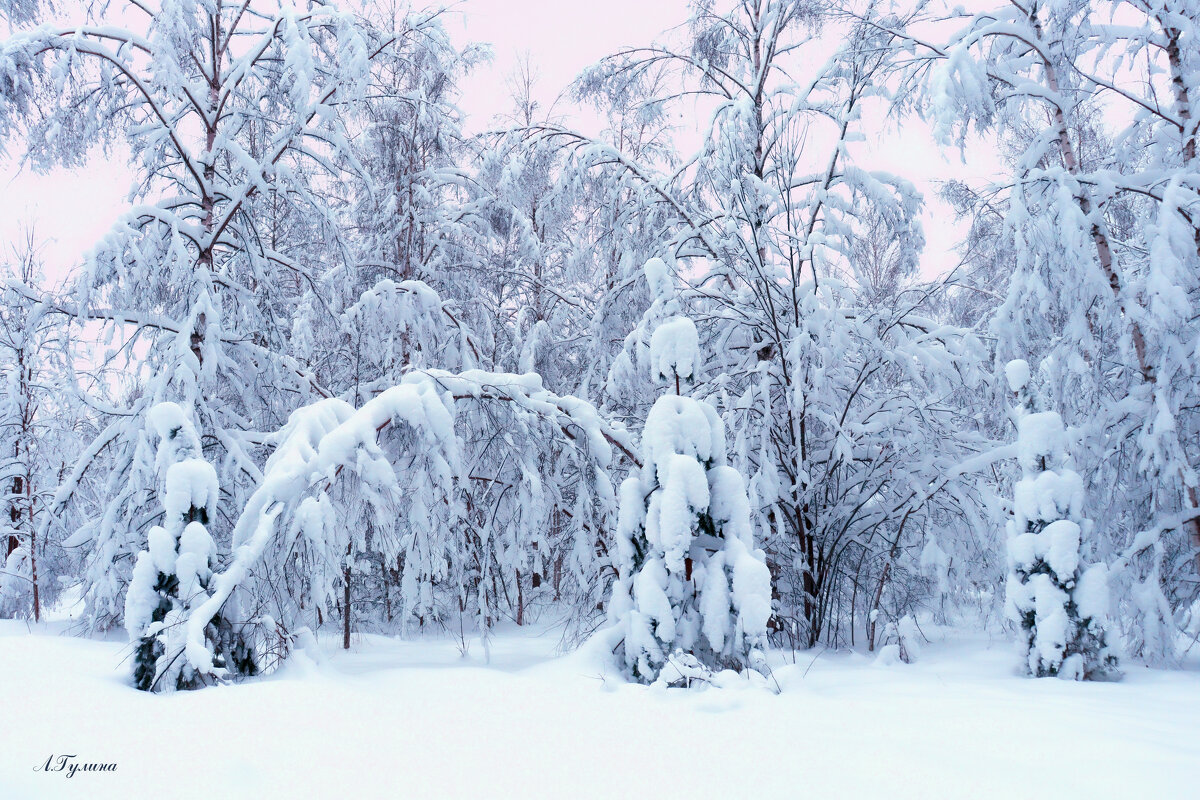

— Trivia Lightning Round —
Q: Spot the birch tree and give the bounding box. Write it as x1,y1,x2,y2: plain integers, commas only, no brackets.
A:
867,0,1200,656
0,0,424,627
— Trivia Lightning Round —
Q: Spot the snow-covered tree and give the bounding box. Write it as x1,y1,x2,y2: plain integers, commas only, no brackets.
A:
0,0,440,629
866,0,1200,656
1004,360,1118,680
609,298,771,683
108,368,630,687
462,58,629,401
307,4,484,397
539,0,988,650
125,403,255,690
0,249,47,620
0,231,82,621
346,3,484,289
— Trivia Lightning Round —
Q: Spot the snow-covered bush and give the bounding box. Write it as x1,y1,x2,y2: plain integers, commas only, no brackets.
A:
1004,364,1119,680
610,393,773,682
875,614,922,666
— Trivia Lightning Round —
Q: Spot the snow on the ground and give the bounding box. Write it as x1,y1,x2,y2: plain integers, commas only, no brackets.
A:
1,619,1196,799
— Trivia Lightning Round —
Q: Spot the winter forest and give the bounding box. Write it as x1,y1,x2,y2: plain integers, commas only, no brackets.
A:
0,0,1197,796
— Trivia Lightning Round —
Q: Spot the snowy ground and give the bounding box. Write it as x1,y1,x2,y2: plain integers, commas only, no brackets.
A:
1,618,1196,799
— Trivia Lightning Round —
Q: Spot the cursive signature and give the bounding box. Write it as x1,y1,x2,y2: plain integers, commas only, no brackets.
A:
34,754,117,778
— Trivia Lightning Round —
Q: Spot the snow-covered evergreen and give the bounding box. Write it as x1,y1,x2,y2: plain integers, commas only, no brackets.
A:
125,403,255,690
1004,362,1118,680
609,292,771,682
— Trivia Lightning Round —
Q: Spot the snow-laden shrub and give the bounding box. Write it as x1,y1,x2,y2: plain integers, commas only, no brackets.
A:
875,614,922,666
0,547,34,617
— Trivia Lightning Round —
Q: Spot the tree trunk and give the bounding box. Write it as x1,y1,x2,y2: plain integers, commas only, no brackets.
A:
26,466,37,622
801,526,819,647
868,511,911,652
6,471,17,559
515,569,524,626
343,544,352,650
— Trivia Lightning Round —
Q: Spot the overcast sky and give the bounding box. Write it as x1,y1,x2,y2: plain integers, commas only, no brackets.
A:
0,0,993,281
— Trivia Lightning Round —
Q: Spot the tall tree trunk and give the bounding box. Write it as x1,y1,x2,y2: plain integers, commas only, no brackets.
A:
515,568,524,627
5,470,17,559
26,464,37,622
343,543,352,650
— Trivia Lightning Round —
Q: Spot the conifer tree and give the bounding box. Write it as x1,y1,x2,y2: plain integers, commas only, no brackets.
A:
1004,361,1119,680
125,403,255,691
608,259,772,683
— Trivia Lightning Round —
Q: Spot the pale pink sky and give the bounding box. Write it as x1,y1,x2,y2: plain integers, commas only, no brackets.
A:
0,0,991,280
